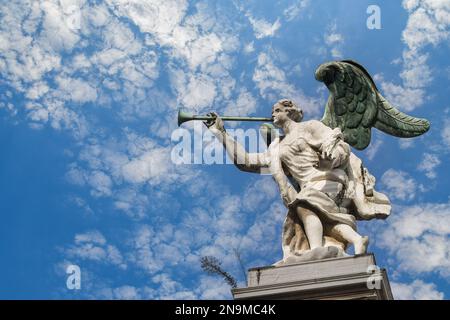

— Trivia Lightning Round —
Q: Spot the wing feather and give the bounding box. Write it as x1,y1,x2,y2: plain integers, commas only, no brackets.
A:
315,60,430,150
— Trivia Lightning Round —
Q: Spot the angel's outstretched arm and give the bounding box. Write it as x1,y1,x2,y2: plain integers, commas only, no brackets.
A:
205,113,268,174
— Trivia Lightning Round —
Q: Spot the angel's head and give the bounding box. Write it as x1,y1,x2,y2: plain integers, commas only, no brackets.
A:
271,99,303,127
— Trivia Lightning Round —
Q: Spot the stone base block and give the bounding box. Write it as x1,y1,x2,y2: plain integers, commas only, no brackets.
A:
232,254,393,300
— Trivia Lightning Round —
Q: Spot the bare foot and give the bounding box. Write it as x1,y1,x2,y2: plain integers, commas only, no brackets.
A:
354,236,369,255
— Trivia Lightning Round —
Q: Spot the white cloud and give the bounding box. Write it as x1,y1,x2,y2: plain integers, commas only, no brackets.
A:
184,33,224,69
402,0,450,51
0,102,16,117
0,91,17,116
110,286,142,300
246,15,281,39
239,202,286,265
392,280,444,300
102,20,142,54
127,225,164,274
66,165,86,186
85,3,111,28
196,276,232,299
253,52,321,115
214,195,246,234
242,177,278,211
83,173,284,292
243,41,255,54
108,0,233,72
377,0,450,110
106,0,189,45
26,81,50,100
88,171,113,197
87,284,157,300
124,222,192,275
39,0,83,52
324,23,344,59
104,1,244,119
223,88,257,117
417,153,441,178
70,196,94,215
95,49,127,67
75,230,106,245
400,52,433,88
398,138,415,149
1,0,247,165
21,1,43,34
0,3,62,86
69,126,201,218
79,266,232,299
65,230,127,270
56,76,98,103
324,28,343,44
0,6,79,133
121,147,172,184
113,188,149,219
373,74,426,112
376,201,450,278
25,102,49,124
175,73,217,110
151,273,197,299
365,139,382,161
283,0,310,21
381,169,419,201
181,208,216,248
0,0,166,137
25,99,89,138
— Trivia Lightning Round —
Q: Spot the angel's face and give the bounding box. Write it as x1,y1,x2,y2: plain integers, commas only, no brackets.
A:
271,103,290,128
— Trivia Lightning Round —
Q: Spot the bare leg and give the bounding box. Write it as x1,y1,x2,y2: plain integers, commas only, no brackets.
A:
330,223,369,254
296,206,323,250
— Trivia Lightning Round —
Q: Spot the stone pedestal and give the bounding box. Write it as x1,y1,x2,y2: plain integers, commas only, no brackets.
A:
232,254,393,300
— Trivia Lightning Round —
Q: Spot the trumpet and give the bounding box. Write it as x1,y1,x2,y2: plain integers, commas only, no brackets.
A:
177,109,273,127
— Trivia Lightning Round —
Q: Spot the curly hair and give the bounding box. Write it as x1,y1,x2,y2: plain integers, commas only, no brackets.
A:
276,99,303,122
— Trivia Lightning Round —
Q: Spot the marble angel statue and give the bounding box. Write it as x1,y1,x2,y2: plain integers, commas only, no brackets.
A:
203,60,430,264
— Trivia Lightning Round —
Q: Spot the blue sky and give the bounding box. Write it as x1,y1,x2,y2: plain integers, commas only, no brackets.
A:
0,0,449,299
